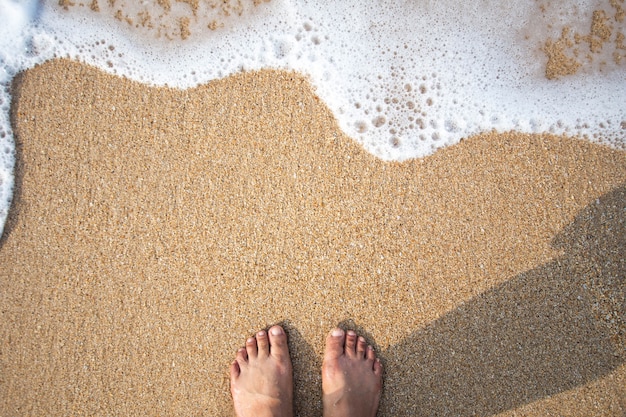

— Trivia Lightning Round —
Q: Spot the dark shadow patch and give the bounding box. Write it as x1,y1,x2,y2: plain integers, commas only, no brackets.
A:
379,184,626,416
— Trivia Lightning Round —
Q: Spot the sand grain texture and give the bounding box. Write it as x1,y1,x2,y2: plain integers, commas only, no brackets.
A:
1,60,625,416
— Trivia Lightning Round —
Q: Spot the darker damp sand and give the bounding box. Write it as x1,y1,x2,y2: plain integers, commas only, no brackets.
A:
0,59,625,416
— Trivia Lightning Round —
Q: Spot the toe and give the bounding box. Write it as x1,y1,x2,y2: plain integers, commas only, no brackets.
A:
366,345,376,363
268,325,290,361
374,358,383,377
345,330,357,356
356,336,367,359
236,347,248,363
230,360,241,381
324,328,346,361
245,337,258,359
256,330,270,357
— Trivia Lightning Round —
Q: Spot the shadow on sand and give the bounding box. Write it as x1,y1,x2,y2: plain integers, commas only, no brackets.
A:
379,184,625,416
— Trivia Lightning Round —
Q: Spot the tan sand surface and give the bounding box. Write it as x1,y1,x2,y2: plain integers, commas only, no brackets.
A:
1,59,625,416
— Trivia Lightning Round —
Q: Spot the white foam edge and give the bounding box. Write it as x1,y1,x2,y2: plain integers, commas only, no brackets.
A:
0,0,625,237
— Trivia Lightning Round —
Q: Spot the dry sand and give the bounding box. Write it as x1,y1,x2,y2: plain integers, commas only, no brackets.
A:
1,59,625,416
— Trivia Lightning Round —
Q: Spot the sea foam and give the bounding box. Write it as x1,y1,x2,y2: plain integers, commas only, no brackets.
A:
0,0,625,236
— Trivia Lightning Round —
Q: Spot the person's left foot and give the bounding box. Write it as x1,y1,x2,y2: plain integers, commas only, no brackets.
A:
230,325,294,417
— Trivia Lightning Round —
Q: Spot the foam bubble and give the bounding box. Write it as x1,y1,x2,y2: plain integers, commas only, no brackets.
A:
0,0,625,236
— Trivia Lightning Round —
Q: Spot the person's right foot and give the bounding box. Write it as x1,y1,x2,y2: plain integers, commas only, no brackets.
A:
322,328,383,417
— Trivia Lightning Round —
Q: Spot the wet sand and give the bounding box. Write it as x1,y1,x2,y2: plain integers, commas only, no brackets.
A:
1,59,625,416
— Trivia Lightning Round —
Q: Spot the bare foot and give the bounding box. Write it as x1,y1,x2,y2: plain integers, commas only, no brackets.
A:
322,328,383,417
230,325,294,417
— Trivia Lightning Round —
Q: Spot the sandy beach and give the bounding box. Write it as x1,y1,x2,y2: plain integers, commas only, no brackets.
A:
0,59,625,416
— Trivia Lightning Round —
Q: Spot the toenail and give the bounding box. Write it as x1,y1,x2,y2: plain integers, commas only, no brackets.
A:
367,345,374,350
270,326,283,336
359,336,366,342
246,338,255,344
347,330,356,336
332,328,344,337
257,331,266,337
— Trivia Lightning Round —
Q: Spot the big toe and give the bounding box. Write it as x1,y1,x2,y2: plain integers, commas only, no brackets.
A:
268,325,290,361
324,328,346,361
